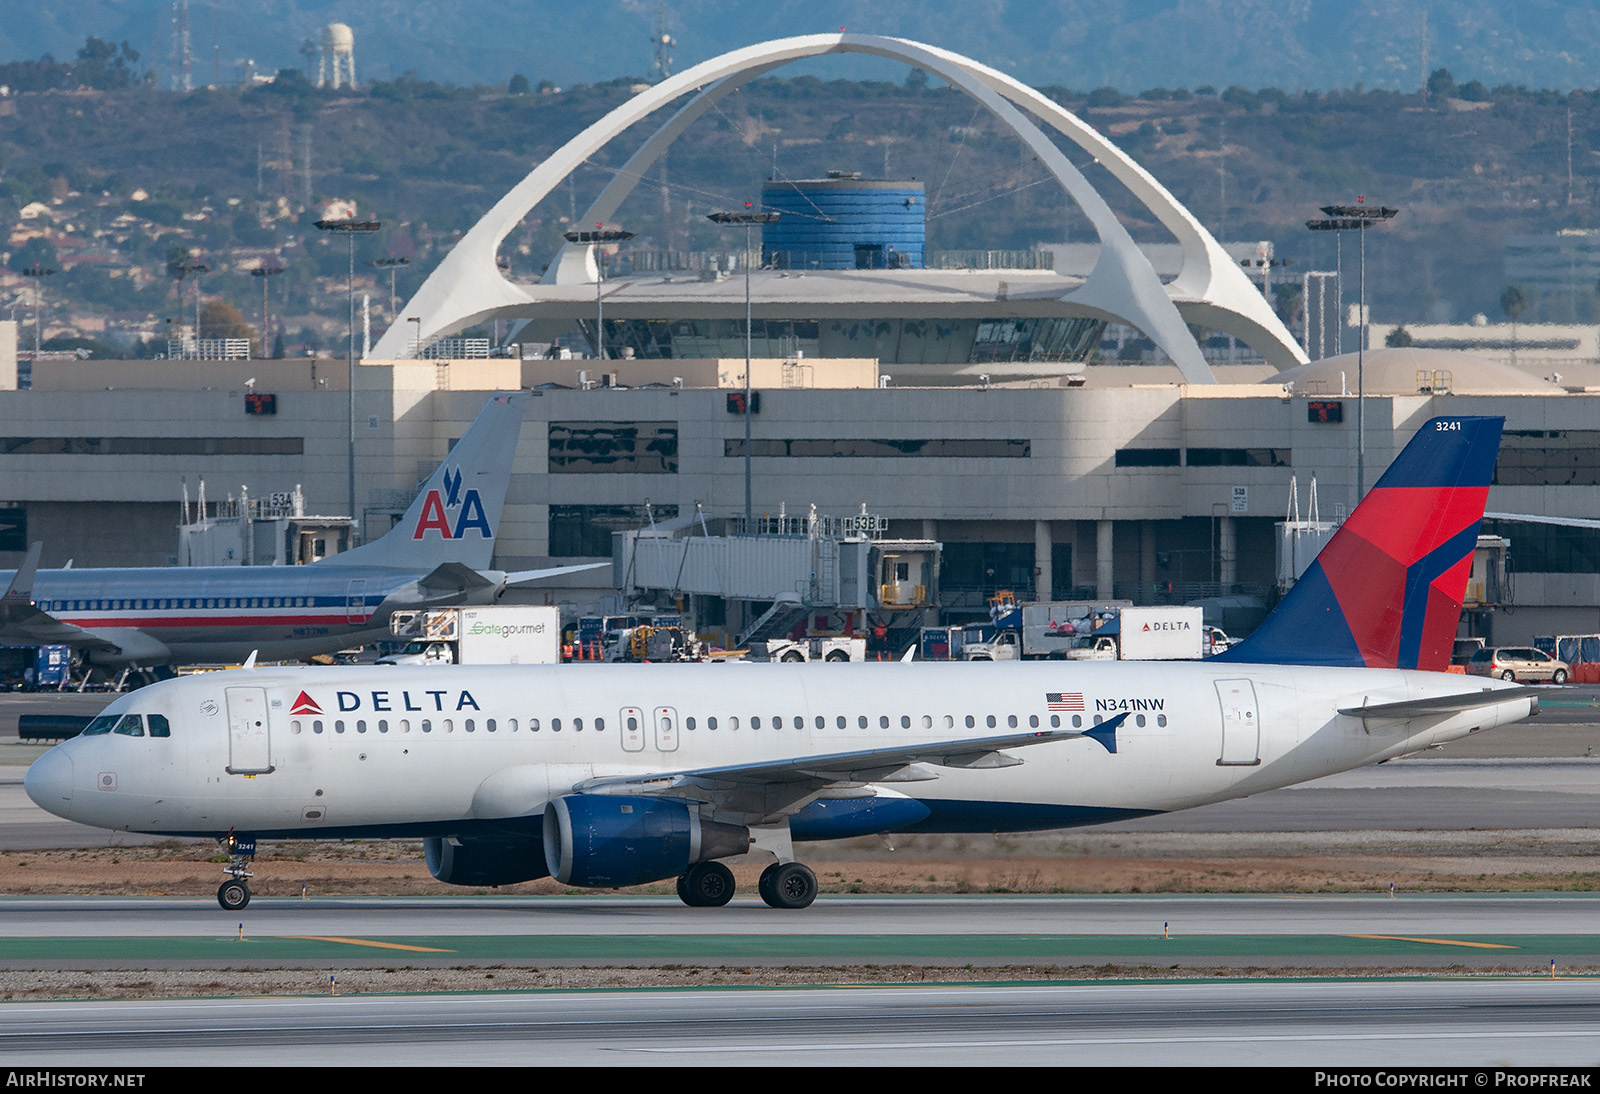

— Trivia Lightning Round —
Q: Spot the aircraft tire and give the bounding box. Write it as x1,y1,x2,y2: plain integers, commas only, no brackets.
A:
681,861,736,907
218,880,250,911
761,862,817,910
757,863,779,905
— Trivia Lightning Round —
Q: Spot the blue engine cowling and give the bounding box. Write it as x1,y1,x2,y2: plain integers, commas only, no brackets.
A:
424,834,551,887
543,795,749,888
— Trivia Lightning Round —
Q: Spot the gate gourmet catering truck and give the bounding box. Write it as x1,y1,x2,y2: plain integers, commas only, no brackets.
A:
377,606,561,666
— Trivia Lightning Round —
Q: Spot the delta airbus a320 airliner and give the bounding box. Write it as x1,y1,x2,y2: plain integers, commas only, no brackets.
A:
0,391,597,677
25,416,1540,910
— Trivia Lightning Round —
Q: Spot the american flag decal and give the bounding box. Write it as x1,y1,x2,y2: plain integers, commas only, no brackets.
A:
1046,692,1084,711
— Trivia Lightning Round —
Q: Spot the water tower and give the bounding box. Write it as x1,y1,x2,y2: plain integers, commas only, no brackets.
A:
318,23,356,89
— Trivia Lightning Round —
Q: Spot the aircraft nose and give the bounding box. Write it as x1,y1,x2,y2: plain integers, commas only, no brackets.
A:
24,747,74,818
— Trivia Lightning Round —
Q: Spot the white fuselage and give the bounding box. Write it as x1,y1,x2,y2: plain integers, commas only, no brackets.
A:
23,660,1535,840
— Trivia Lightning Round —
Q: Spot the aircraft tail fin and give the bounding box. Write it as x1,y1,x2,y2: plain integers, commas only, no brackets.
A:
332,392,527,571
1219,415,1503,671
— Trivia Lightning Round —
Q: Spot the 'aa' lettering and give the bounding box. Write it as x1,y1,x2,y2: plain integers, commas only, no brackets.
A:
412,492,452,539
451,490,492,539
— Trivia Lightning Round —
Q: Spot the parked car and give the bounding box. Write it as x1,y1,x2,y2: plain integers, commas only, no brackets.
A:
1466,646,1569,683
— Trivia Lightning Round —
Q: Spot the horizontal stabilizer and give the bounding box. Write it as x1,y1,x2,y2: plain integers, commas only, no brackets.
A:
418,562,498,596
503,562,611,586
1338,686,1543,720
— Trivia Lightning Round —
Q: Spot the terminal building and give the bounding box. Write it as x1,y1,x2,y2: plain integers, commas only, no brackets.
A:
1,34,1596,652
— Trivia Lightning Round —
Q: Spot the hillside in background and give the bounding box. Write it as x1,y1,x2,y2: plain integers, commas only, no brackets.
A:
3,61,1599,354
5,2,1600,97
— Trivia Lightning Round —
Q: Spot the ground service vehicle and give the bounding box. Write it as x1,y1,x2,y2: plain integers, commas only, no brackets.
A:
1466,646,1569,683
378,606,561,666
1063,607,1205,661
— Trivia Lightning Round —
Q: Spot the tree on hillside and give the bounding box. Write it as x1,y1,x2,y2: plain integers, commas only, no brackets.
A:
199,301,256,348
1427,68,1457,101
8,237,57,273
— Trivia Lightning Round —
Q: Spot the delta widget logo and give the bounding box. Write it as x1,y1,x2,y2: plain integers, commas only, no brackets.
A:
411,466,493,540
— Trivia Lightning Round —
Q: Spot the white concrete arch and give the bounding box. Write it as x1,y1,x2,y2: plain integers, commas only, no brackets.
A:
371,33,1304,375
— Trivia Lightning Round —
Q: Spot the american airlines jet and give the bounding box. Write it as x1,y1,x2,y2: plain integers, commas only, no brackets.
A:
0,392,593,676
24,416,1540,911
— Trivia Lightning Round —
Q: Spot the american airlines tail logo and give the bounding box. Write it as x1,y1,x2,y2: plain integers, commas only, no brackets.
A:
411,465,493,541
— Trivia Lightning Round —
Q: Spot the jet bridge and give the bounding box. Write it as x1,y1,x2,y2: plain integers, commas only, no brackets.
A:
614,506,940,629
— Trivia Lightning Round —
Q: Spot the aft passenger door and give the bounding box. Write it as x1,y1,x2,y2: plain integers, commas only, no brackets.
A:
345,579,368,625
225,686,274,774
1213,678,1261,766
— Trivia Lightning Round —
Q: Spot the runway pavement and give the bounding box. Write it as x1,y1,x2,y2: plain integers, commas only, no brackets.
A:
5,979,1600,1066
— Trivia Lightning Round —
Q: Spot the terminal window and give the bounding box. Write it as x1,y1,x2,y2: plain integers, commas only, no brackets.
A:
725,438,1029,458
548,422,678,474
1495,430,1600,486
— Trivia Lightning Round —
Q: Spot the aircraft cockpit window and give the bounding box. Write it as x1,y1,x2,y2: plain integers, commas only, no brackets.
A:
148,715,171,738
81,715,118,736
113,714,144,737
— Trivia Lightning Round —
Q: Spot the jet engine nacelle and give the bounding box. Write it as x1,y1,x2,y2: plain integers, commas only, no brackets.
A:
542,794,750,888
423,834,551,887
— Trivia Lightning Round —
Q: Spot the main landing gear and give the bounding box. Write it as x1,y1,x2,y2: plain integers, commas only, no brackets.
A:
217,831,257,910
758,862,818,909
673,860,819,909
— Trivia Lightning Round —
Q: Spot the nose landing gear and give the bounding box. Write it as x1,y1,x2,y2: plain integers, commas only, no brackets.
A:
217,831,257,910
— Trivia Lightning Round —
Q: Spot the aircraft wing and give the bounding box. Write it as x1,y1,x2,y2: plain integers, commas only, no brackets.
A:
502,562,611,586
1338,687,1543,721
0,543,119,651
568,716,1127,825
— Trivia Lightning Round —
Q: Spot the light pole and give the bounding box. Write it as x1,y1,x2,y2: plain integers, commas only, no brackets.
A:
20,265,55,357
250,265,284,358
366,255,409,322
707,208,780,526
562,228,635,364
1307,200,1398,501
315,216,381,537
166,261,208,355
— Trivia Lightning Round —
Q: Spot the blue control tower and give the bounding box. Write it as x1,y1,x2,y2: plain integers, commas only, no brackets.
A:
760,171,925,270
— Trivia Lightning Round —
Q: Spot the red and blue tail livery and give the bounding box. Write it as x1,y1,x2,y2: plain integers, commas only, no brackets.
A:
1222,415,1503,671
